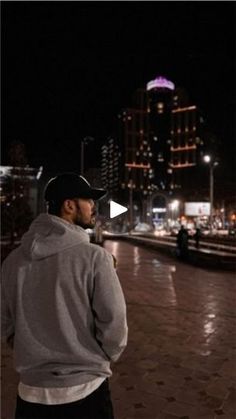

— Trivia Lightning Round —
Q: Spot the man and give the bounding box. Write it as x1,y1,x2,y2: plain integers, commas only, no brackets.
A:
194,227,201,249
2,173,128,419
176,225,189,259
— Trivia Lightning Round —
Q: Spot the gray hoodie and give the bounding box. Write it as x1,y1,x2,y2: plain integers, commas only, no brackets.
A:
1,214,128,388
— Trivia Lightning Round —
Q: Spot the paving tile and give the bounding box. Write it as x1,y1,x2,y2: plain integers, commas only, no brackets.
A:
206,379,231,399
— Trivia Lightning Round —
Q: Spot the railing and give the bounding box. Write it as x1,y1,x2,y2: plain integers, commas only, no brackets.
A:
130,232,236,256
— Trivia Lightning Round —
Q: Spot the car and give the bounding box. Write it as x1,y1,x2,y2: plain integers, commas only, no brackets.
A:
134,222,153,232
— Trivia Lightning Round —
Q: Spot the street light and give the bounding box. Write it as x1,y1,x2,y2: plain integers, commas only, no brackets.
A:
203,154,218,233
80,136,94,175
169,200,179,224
128,179,134,231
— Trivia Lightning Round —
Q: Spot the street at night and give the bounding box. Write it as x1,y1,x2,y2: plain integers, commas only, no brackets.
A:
2,240,236,419
1,3,236,419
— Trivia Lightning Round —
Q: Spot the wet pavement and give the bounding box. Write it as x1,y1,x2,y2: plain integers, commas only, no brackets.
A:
1,240,236,419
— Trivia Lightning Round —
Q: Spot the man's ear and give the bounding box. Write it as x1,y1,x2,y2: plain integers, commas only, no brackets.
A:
62,199,75,215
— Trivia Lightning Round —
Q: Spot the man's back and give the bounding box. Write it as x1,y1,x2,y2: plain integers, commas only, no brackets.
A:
2,214,128,389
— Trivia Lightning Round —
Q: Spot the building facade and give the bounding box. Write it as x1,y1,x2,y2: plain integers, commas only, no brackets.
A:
101,76,203,226
0,165,43,240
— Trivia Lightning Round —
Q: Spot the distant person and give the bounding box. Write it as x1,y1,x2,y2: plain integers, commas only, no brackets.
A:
176,225,189,259
194,227,201,249
2,173,128,419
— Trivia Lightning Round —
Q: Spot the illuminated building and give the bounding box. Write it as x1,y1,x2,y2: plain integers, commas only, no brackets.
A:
101,137,120,197
115,76,203,223
170,105,202,191
119,108,151,197
0,165,43,238
146,76,175,190
145,76,203,194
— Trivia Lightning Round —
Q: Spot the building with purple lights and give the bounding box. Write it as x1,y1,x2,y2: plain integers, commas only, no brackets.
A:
146,76,176,190
111,75,203,224
146,76,175,92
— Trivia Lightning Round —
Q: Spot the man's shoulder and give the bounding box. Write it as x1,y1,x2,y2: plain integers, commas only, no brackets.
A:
2,245,22,266
88,242,111,258
69,241,111,260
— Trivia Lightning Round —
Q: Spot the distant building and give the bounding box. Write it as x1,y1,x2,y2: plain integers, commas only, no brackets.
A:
146,76,203,194
170,105,203,192
0,165,43,239
118,76,203,194
118,108,151,196
113,75,203,224
101,137,121,198
146,76,175,190
99,76,204,226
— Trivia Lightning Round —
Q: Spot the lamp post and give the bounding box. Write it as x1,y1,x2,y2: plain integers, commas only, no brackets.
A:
203,155,218,234
129,179,134,231
80,136,94,175
170,200,179,222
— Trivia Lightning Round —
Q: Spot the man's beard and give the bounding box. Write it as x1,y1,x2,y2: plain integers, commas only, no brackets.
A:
75,218,96,229
74,205,96,229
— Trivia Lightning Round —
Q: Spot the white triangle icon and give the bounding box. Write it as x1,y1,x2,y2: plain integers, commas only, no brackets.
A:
110,200,128,219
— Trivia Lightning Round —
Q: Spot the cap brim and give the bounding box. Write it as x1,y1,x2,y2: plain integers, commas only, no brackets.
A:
85,188,107,200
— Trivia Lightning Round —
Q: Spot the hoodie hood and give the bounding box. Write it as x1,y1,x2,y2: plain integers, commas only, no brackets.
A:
21,214,90,260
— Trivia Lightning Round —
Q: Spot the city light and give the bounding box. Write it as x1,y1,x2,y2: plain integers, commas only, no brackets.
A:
172,105,196,113
171,145,196,152
125,163,151,169
203,155,219,233
169,163,195,168
170,200,179,211
203,155,211,163
146,76,175,91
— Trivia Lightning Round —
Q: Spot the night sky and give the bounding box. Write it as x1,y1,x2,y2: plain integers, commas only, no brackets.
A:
2,2,235,180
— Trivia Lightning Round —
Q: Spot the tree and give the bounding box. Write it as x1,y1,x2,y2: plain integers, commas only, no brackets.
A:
1,141,33,244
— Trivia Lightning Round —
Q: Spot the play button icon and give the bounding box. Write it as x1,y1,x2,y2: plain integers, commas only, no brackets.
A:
110,200,128,218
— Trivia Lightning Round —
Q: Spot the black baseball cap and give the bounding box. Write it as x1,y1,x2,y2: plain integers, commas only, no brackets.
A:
44,173,107,203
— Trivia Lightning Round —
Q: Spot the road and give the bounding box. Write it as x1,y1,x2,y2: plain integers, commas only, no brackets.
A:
1,240,236,419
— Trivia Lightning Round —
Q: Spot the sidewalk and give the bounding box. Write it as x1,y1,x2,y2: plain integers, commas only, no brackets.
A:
1,240,236,419
117,234,236,271
107,240,236,419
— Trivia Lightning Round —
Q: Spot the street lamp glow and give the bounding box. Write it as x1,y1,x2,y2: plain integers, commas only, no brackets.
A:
170,200,179,211
203,154,219,234
203,155,211,163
